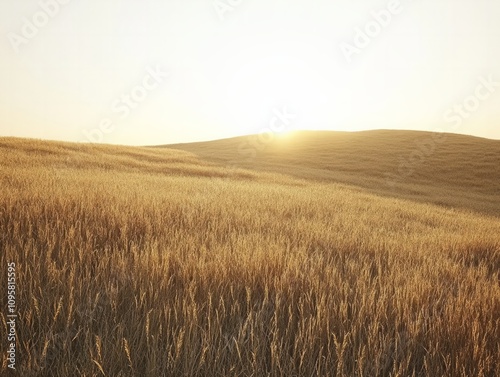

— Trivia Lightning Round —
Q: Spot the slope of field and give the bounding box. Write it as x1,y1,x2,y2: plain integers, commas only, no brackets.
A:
0,136,499,376
165,130,500,216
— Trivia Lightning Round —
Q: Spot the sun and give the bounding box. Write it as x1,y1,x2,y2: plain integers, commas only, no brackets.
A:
275,129,296,139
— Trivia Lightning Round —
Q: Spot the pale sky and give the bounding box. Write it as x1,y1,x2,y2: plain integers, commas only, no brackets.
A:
0,0,499,145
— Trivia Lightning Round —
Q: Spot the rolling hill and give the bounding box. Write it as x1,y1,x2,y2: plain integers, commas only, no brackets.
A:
164,130,500,216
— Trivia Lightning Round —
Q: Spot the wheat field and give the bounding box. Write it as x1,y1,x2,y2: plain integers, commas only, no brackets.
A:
1,134,499,376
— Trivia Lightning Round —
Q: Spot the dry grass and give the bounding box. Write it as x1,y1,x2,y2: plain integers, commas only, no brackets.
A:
0,135,499,376
166,130,500,216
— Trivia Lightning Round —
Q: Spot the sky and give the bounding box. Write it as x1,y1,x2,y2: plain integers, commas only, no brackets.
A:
0,0,499,145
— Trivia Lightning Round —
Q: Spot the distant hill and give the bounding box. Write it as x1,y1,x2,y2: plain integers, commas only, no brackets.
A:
162,130,500,216
1,130,498,216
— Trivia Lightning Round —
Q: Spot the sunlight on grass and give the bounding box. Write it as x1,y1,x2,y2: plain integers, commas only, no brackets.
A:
1,137,499,376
